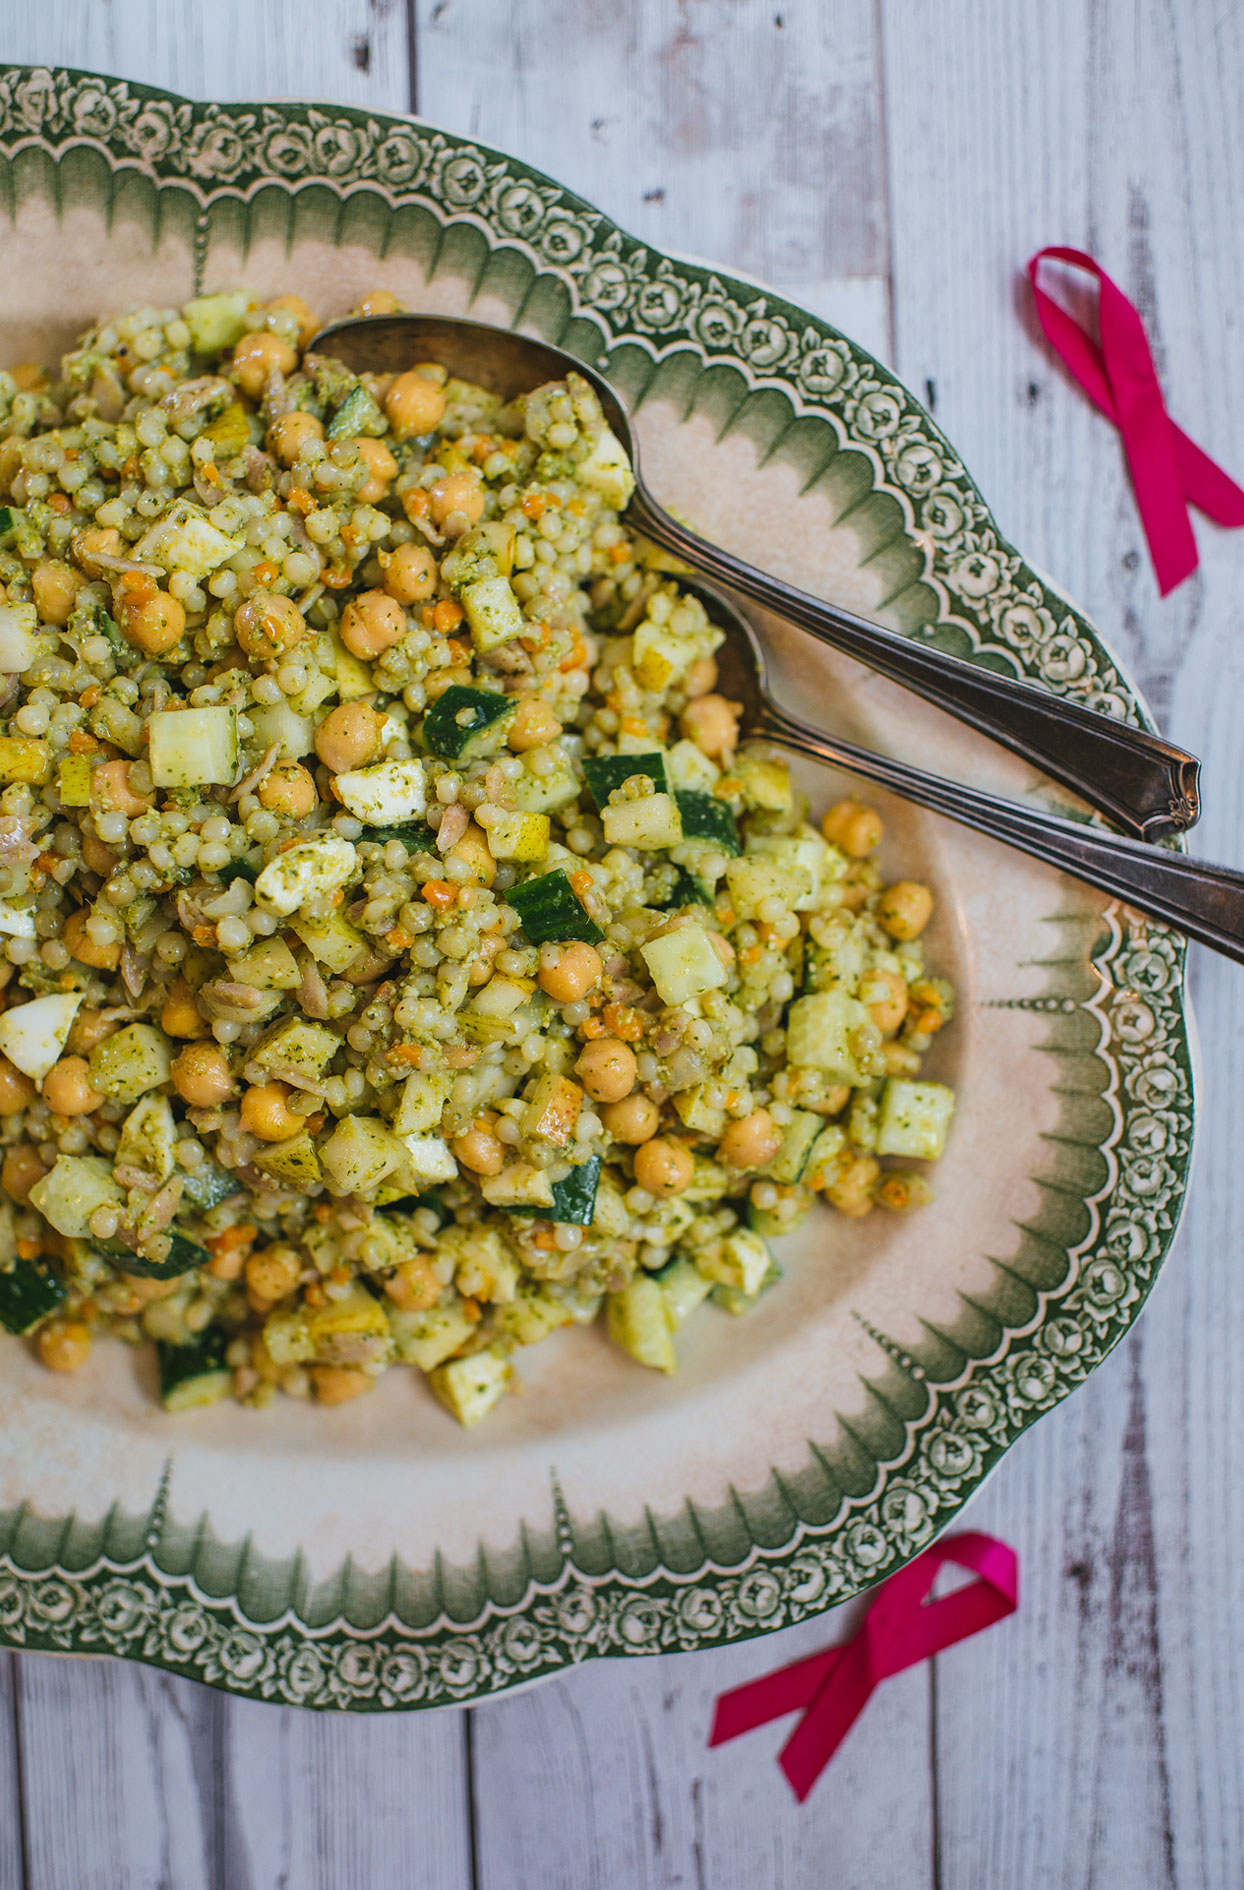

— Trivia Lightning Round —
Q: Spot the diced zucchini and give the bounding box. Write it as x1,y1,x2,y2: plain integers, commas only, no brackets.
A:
225,935,301,991
803,917,868,994
465,974,536,1030
577,425,635,508
29,1156,124,1240
325,381,385,439
249,699,315,758
725,852,811,919
511,751,580,813
695,1228,772,1296
149,706,237,788
504,1154,601,1226
252,1016,339,1078
674,790,740,854
683,1154,732,1201
429,1345,515,1425
601,791,683,850
521,1072,583,1146
747,1187,814,1239
481,1163,555,1210
116,1094,177,1183
395,1135,459,1189
267,1284,391,1368
438,1224,519,1303
252,1131,322,1187
656,1255,713,1330
747,832,838,911
332,758,427,826
157,1329,231,1412
441,522,516,590
803,1124,848,1191
784,991,872,1084
132,499,243,579
200,400,251,455
673,1084,726,1139
393,1069,454,1136
88,1023,173,1103
421,684,515,759
217,857,260,887
658,865,713,911
0,601,38,672
179,1161,242,1211
0,991,82,1080
632,614,720,692
710,1255,782,1315
764,1109,823,1184
106,1231,211,1282
388,1297,476,1370
333,633,377,702
0,735,49,784
876,1079,957,1161
590,1170,631,1235
581,751,668,808
461,575,525,651
607,1274,676,1372
320,1116,403,1196
482,809,550,862
493,1283,575,1345
665,739,719,793
290,911,368,975
184,291,252,355
255,833,358,916
0,1258,66,1334
505,869,602,945
640,922,728,1005
733,754,793,812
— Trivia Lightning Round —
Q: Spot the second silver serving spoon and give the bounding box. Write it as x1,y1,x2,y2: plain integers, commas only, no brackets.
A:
312,311,1201,842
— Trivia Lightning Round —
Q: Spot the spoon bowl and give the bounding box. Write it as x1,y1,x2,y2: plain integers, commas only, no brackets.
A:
313,310,1201,842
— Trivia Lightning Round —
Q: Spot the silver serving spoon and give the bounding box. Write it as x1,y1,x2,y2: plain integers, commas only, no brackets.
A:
312,311,1201,843
689,577,1244,966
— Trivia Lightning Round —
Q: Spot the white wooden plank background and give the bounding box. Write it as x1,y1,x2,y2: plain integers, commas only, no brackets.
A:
1,2,1242,1884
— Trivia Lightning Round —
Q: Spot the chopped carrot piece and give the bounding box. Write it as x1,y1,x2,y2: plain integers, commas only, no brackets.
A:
422,880,456,909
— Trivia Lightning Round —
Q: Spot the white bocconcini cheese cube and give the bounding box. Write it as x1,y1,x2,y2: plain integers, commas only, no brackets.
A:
665,739,719,793
397,1135,459,1187
577,425,635,509
876,1079,957,1161
28,1155,124,1239
461,575,525,651
183,291,253,354
255,833,358,916
331,758,427,825
88,1023,174,1102
148,706,238,788
290,911,368,975
0,991,82,1080
0,602,38,672
601,791,683,850
641,923,728,1005
133,499,244,579
784,990,871,1083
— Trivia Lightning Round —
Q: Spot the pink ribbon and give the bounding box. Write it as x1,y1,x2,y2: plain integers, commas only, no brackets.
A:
708,1530,1018,1802
1027,247,1244,595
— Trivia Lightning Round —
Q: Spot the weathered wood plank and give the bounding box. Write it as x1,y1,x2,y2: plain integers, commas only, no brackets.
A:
881,0,1244,1885
2,0,413,112
416,0,892,357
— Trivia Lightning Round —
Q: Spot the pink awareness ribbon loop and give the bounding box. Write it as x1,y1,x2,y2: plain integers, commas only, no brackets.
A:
708,1531,1018,1802
1027,246,1244,596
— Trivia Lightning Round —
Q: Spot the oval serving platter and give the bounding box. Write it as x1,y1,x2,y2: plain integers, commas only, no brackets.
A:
0,67,1195,1711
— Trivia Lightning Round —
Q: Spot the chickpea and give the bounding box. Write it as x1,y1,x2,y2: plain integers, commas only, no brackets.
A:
452,1116,506,1176
93,757,153,817
507,696,562,752
312,1364,374,1405
245,1243,302,1308
877,880,934,941
537,940,602,1005
601,1092,660,1145
42,1056,103,1117
718,1108,783,1171
38,1319,92,1374
680,692,741,760
825,1153,880,1218
427,468,484,534
172,1041,235,1108
240,1081,301,1142
575,1037,637,1104
232,330,298,400
822,799,883,858
633,1136,695,1197
2,1145,46,1201
682,654,719,699
259,759,318,818
31,558,80,627
353,436,398,504
384,1255,441,1314
160,977,208,1040
384,368,447,439
64,906,120,971
267,293,318,350
268,410,324,466
357,288,402,316
449,822,496,887
0,1058,34,1116
234,591,309,661
861,967,908,1035
81,832,117,877
315,701,382,774
122,588,185,656
73,527,124,576
68,1007,114,1056
381,541,438,606
340,588,406,660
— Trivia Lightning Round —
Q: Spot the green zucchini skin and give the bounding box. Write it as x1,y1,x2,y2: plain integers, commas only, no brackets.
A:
673,790,740,854
659,865,713,909
0,1258,67,1334
581,751,668,808
505,869,603,945
157,1327,231,1411
505,1154,602,1226
357,821,437,852
98,1231,211,1281
421,684,515,759
179,1163,243,1212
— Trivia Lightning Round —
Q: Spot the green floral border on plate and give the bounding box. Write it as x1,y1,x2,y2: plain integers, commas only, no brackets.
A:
0,69,1195,1711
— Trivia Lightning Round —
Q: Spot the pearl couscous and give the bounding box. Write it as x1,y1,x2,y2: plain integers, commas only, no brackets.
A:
0,288,956,1425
